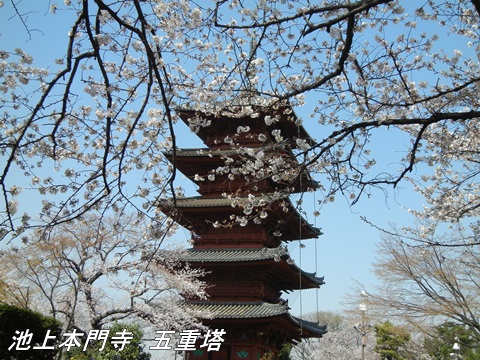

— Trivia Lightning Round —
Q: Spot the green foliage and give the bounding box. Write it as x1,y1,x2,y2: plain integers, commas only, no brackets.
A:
423,322,479,360
259,351,274,360
279,342,293,360
65,322,151,360
374,321,411,360
0,303,63,360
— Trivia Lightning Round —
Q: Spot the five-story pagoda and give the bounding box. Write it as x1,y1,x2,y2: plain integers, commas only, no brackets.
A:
159,102,326,359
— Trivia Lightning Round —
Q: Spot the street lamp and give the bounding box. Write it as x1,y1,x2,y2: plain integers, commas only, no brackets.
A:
354,292,372,360
451,340,460,359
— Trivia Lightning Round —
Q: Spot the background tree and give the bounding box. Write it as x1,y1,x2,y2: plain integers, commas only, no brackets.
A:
0,303,63,360
423,322,480,360
1,0,479,246
360,223,480,344
374,321,412,360
0,213,207,336
344,199,480,359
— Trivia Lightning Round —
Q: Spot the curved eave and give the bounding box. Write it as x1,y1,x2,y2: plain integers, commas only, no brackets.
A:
157,196,322,240
290,315,328,337
185,301,327,338
177,247,325,288
163,147,319,192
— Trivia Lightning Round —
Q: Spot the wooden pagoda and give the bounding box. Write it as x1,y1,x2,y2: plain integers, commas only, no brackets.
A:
159,104,326,359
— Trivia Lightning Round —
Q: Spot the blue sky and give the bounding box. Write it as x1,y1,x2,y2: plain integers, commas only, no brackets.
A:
1,1,427,317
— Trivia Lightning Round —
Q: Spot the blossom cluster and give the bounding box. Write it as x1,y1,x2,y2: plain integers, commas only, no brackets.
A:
2,0,479,242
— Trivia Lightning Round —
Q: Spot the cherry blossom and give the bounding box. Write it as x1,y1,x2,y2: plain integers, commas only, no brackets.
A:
0,0,478,244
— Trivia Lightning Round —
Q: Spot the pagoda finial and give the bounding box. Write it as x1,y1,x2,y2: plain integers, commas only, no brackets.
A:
244,30,260,97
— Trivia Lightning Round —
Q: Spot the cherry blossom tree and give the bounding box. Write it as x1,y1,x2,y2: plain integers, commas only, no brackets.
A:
1,0,479,242
0,213,207,335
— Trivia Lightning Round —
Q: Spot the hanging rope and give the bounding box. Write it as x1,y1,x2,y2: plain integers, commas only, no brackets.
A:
298,196,303,335
313,191,320,324
298,150,304,336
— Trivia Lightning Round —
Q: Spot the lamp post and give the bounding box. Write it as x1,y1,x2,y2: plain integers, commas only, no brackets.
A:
354,292,372,360
451,339,460,359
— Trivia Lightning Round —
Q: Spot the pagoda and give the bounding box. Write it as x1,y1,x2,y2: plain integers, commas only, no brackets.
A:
159,102,326,359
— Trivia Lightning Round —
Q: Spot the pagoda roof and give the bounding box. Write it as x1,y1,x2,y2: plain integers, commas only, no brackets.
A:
163,147,319,192
177,247,325,288
176,104,316,147
186,301,327,337
188,300,289,319
164,147,275,158
179,246,289,262
160,196,243,208
157,195,322,240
